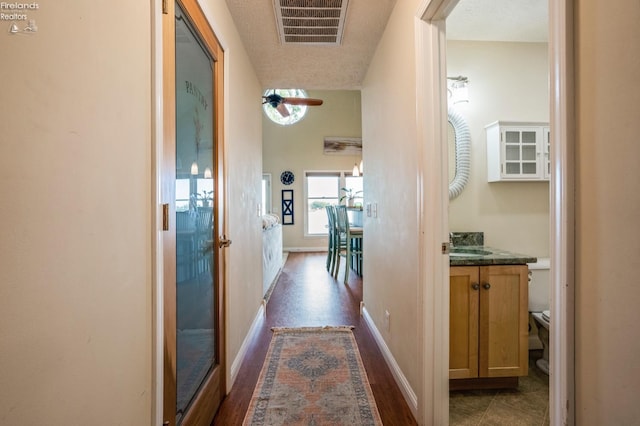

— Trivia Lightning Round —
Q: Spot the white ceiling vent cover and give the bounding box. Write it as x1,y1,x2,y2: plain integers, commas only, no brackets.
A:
274,0,350,45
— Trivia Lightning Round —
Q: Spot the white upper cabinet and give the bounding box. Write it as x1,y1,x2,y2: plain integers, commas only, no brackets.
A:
486,121,550,182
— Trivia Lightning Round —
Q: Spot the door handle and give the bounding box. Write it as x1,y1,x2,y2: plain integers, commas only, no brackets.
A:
219,235,232,248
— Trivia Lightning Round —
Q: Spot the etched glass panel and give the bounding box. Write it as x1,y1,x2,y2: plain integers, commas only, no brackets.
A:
175,4,215,418
522,131,537,144
523,163,537,174
506,163,520,174
522,145,536,161
506,146,520,161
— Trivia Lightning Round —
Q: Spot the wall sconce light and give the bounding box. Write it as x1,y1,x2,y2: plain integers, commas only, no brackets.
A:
447,75,469,104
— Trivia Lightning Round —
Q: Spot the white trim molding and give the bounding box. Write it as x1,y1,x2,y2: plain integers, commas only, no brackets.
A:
284,247,328,252
415,3,451,424
151,0,164,423
362,307,418,418
549,0,575,424
229,303,266,389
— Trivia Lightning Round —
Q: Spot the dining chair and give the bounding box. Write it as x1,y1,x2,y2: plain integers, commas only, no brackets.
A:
195,207,213,275
334,205,363,284
176,211,197,281
325,205,336,273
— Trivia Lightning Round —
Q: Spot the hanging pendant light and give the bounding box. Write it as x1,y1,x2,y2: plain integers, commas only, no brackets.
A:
352,163,360,177
203,167,212,179
190,161,199,175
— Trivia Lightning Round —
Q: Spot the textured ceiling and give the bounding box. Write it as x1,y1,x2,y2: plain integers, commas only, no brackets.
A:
447,0,548,42
225,0,547,91
225,0,396,90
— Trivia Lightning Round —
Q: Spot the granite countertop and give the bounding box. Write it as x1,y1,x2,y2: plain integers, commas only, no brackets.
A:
449,245,537,266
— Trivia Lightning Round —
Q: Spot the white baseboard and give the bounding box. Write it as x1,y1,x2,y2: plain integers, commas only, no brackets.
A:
229,303,265,389
362,306,418,418
283,247,327,252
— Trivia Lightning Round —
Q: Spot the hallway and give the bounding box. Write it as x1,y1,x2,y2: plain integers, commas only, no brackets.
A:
213,252,417,425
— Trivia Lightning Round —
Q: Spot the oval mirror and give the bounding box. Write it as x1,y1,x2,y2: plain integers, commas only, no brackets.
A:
448,107,471,200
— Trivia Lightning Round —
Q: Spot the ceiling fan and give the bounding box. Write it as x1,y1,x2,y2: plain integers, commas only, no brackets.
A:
262,92,323,117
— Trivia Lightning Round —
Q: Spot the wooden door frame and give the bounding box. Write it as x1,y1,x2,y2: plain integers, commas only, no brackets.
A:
415,0,575,424
155,0,227,424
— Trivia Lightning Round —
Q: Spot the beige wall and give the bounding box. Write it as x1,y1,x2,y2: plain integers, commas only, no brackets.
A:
361,0,421,398
447,41,550,257
263,90,362,251
0,1,152,424
575,0,640,423
198,1,265,390
3,0,639,424
0,0,264,424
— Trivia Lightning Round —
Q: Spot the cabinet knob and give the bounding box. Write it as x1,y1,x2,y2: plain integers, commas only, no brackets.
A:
471,283,480,290
482,282,491,290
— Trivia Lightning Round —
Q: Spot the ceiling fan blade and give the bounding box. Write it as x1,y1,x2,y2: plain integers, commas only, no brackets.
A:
262,93,322,117
282,97,324,106
276,103,290,117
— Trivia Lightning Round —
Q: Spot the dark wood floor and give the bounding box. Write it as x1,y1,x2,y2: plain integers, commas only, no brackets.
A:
212,252,417,425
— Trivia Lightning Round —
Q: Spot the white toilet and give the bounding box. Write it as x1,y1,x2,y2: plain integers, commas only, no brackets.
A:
527,258,551,375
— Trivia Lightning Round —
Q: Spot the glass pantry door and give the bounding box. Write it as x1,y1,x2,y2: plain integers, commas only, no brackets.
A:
163,1,226,424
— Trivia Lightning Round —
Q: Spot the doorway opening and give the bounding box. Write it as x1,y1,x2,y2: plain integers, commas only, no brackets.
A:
446,1,550,423
416,0,575,424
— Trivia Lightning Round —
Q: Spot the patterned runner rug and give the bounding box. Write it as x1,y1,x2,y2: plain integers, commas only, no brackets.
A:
243,326,383,426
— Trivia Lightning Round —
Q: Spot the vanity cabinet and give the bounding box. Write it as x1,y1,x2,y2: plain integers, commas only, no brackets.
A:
486,121,550,181
450,265,529,382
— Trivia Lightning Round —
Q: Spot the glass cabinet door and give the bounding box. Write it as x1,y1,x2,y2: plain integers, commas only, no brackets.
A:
503,128,540,178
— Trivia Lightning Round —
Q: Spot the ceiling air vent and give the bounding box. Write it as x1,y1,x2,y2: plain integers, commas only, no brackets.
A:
273,0,349,45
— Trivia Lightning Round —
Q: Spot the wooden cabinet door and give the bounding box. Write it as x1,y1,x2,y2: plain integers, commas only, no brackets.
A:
478,265,529,378
449,266,480,379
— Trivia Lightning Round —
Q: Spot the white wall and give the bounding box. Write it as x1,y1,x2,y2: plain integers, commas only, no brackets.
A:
575,0,640,423
447,41,550,257
263,90,362,251
361,0,422,400
0,1,152,424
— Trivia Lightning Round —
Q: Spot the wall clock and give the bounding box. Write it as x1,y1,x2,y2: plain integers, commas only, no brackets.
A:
280,170,295,185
